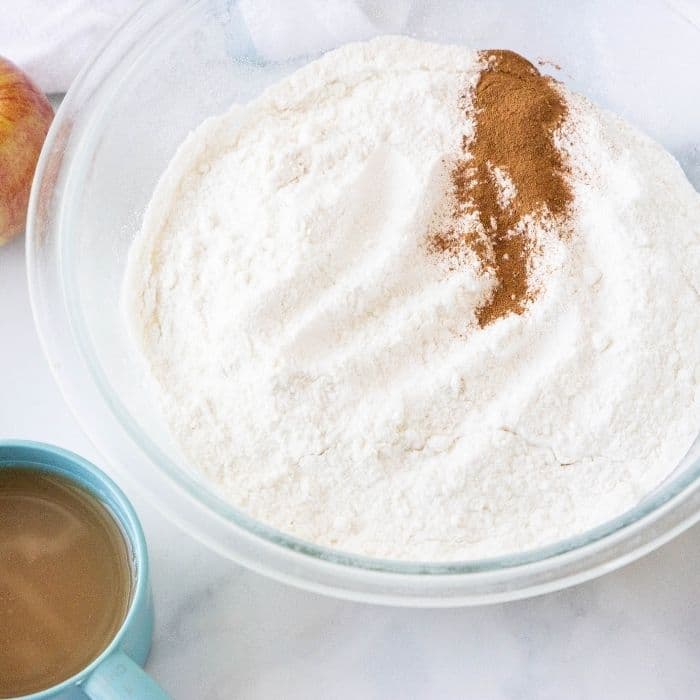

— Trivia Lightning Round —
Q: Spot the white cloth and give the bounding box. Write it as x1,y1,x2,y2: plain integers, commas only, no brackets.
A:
1,1,140,93
2,0,413,94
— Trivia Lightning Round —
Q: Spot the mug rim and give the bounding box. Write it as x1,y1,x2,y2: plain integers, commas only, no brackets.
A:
0,440,150,700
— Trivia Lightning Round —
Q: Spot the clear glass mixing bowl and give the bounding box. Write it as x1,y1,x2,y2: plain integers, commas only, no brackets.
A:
26,0,700,605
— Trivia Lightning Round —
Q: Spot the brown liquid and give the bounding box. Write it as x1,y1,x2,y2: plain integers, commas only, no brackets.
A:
0,468,132,697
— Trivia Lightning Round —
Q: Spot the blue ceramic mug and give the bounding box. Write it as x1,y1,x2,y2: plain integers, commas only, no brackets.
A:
0,441,170,700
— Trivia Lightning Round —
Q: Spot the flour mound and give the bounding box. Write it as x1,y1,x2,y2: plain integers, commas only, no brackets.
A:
124,36,700,560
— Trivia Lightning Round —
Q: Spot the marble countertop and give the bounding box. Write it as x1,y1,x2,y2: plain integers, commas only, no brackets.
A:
3,233,700,699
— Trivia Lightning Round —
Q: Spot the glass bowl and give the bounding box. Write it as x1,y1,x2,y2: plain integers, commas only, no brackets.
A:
26,0,700,605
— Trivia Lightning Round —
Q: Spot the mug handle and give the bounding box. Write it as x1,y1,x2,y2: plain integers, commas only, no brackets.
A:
83,650,171,699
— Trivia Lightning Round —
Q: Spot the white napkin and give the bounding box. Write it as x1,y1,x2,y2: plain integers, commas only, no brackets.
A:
1,0,141,93
2,0,413,94
239,0,377,62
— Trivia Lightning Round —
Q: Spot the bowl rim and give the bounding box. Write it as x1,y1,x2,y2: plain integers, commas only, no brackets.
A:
25,0,700,604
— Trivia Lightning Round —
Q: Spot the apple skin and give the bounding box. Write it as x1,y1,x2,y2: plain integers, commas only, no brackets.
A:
0,56,53,246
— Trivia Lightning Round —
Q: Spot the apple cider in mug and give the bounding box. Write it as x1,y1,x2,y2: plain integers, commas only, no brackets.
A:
0,468,132,697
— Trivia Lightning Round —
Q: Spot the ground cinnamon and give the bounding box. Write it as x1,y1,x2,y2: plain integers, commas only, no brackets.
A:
430,49,572,326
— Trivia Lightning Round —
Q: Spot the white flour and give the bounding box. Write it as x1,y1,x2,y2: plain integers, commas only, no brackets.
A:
124,36,700,560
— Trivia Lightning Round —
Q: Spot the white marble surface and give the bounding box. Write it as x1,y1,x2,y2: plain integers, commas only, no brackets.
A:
3,232,700,699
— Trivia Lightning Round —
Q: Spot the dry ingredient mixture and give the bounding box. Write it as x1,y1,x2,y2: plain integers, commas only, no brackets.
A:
124,37,700,560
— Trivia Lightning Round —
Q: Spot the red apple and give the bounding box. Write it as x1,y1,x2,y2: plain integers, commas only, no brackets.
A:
0,56,53,246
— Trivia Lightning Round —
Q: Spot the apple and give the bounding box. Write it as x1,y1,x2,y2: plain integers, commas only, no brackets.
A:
0,56,53,246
